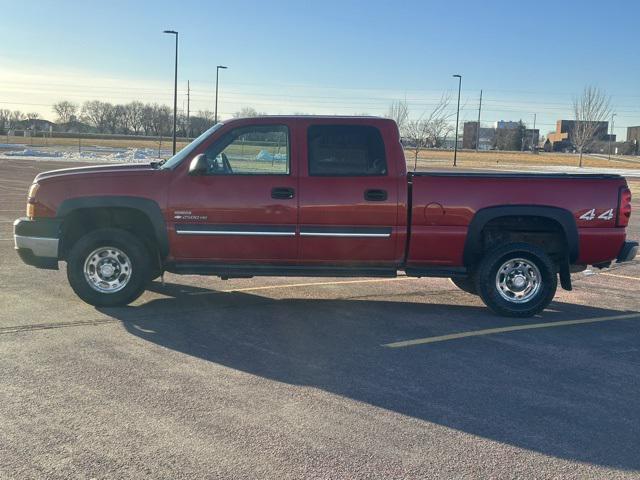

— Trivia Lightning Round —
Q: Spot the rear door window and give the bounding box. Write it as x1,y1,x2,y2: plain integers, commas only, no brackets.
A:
308,125,387,176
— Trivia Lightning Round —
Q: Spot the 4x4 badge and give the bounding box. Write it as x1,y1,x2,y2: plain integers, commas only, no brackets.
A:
579,208,613,221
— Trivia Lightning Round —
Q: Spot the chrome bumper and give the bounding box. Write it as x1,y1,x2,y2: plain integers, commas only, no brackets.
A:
14,234,59,258
13,217,61,269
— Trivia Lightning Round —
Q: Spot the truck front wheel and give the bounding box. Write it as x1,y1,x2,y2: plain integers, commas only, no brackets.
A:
66,228,150,307
475,242,557,318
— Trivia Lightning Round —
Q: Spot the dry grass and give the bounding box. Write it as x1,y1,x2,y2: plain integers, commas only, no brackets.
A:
408,149,640,170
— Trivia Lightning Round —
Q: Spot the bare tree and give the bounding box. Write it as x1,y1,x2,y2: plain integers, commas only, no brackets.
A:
112,104,129,134
125,102,145,135
402,95,455,170
103,104,121,134
198,110,215,122
572,86,611,167
386,99,409,134
26,112,40,121
10,111,25,128
177,112,189,137
0,109,10,129
233,107,265,118
140,104,156,135
404,119,431,170
147,104,172,136
190,111,215,136
52,101,78,124
82,101,113,133
422,95,455,148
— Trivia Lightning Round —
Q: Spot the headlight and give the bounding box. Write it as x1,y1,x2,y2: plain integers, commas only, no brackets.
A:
26,183,39,219
27,183,39,199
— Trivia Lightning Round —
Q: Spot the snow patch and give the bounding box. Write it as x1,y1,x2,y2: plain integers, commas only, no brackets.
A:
0,146,163,163
256,149,287,162
104,148,158,162
4,149,64,158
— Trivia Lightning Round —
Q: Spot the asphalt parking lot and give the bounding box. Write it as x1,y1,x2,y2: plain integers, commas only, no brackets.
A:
1,158,639,479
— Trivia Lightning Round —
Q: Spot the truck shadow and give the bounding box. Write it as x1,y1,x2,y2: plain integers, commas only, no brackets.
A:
100,281,640,470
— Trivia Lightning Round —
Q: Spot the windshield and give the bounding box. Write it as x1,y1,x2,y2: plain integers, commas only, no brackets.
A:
159,123,224,170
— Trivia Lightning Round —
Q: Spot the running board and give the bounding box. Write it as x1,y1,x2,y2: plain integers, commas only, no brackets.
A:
167,263,398,279
404,266,467,278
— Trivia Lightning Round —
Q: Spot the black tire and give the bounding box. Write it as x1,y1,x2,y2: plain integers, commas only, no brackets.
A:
66,228,151,307
475,242,557,318
449,276,477,295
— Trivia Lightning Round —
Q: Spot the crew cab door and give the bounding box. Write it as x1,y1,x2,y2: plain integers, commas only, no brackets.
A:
298,121,401,265
167,121,298,262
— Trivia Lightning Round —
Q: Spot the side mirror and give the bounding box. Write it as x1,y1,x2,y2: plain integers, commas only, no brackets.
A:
188,154,208,176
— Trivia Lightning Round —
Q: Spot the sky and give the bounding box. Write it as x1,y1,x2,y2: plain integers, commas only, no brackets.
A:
1,0,639,137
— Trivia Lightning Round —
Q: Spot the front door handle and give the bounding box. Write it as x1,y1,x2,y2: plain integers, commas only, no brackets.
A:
272,187,295,199
364,189,387,201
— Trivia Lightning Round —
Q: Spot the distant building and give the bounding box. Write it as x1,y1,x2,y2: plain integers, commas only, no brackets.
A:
441,136,463,149
628,126,640,143
495,120,520,130
55,120,96,134
462,121,539,151
462,122,496,150
523,129,540,150
11,118,56,134
545,120,609,152
628,126,640,155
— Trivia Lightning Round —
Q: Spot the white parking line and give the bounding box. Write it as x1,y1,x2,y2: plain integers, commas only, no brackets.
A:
599,272,640,281
383,312,640,348
187,276,415,295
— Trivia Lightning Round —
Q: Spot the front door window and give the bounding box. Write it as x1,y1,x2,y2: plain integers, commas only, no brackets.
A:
202,125,289,175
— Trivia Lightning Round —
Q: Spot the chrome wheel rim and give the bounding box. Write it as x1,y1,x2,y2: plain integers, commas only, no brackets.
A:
495,257,541,304
83,246,132,293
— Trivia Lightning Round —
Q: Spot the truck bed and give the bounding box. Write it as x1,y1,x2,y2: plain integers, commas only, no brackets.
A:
406,171,628,268
409,170,622,179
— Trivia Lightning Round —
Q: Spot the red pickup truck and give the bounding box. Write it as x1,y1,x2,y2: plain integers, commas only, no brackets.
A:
14,116,637,317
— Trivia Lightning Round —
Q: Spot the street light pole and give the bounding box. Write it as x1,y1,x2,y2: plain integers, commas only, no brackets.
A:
475,89,482,152
186,80,190,139
608,113,616,160
532,113,537,153
163,30,178,155
452,74,462,167
214,65,228,124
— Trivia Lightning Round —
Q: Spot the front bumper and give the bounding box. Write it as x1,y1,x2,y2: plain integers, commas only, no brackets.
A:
13,217,62,269
617,241,638,263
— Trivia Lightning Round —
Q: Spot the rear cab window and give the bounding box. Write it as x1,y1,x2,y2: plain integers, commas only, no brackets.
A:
308,125,387,176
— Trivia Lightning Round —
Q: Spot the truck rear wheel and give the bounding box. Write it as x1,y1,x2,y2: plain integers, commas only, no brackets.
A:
66,228,150,307
449,277,477,295
475,242,557,318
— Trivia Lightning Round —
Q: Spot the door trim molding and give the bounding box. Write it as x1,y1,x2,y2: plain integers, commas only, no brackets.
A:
299,226,392,238
175,224,296,237
175,224,393,238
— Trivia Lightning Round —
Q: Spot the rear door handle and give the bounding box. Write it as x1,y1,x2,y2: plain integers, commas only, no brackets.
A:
364,189,387,201
271,187,295,199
